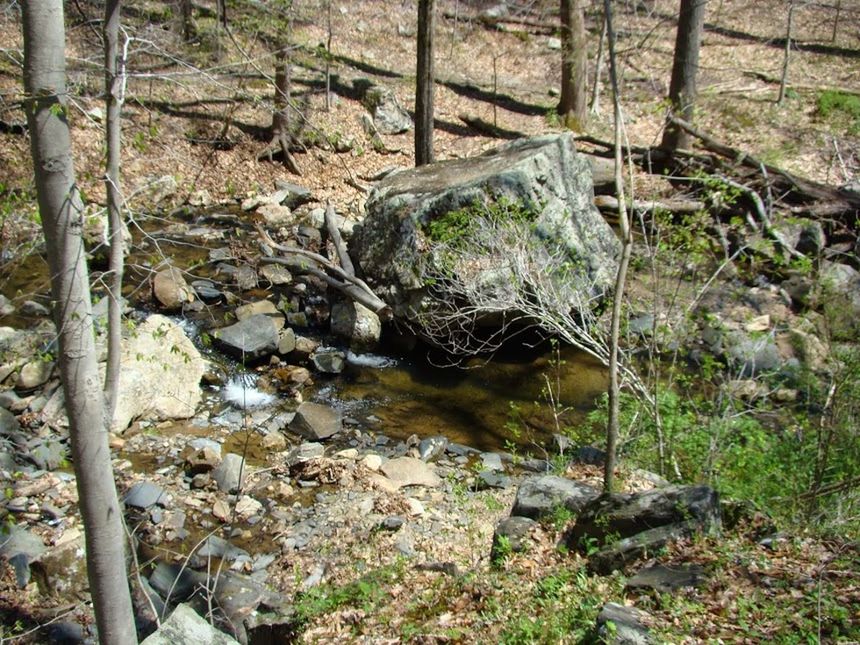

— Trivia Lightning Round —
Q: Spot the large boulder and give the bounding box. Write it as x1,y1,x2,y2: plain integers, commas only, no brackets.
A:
212,314,279,361
511,475,600,520
42,315,205,432
350,133,619,347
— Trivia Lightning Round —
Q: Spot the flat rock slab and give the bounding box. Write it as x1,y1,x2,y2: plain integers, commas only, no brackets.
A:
125,481,167,509
141,603,239,645
626,564,707,593
212,314,279,361
290,402,343,441
511,475,600,520
380,456,441,488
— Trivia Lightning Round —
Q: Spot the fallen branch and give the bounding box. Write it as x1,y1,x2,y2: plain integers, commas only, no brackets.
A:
594,194,706,215
257,223,391,318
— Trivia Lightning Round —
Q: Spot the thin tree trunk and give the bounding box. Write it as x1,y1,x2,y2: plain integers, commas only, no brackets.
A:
558,0,588,131
590,12,607,115
325,0,333,111
103,0,123,424
660,0,706,153
415,0,436,166
831,0,841,42
778,1,796,105
22,2,137,642
602,0,633,494
180,0,195,42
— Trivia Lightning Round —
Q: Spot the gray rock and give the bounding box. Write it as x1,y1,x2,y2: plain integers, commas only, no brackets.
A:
0,525,46,588
418,436,448,462
350,133,618,346
0,406,20,434
492,516,536,562
596,603,654,645
285,442,325,467
381,516,405,531
330,301,381,351
20,300,49,317
290,402,343,440
125,481,167,509
277,328,297,354
213,453,246,493
29,439,66,471
381,456,441,487
141,603,240,645
311,349,346,374
625,563,707,593
566,485,721,569
259,264,293,285
198,535,250,561
16,360,54,390
31,531,88,598
141,175,178,205
234,264,259,290
191,279,223,303
0,390,25,412
0,295,15,316
273,180,313,209
362,85,412,134
212,314,279,361
511,475,600,520
724,331,782,376
480,452,504,472
477,471,511,489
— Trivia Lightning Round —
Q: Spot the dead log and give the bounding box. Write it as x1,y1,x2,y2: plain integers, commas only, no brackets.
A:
594,194,706,215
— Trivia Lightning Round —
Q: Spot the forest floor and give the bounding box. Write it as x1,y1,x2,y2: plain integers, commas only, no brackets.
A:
0,0,858,643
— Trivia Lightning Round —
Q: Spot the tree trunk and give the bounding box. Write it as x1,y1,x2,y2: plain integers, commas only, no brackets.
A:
778,1,796,105
660,0,706,153
103,0,123,424
180,0,195,42
270,46,301,174
22,2,137,643
558,0,588,131
602,0,632,494
415,0,436,166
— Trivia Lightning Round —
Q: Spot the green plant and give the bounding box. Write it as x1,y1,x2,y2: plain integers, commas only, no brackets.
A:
817,89,860,134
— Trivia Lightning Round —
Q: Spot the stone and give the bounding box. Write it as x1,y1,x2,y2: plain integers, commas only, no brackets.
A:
724,331,782,376
125,481,167,509
477,471,511,489
596,603,654,645
16,360,53,390
362,85,412,134
566,485,721,572
260,264,293,285
29,439,66,471
256,203,293,227
418,436,448,462
19,300,49,317
191,279,223,303
350,133,618,345
261,431,287,451
789,328,829,372
140,603,240,645
380,456,441,487
290,402,343,441
285,442,325,467
212,314,279,361
235,300,281,322
311,349,346,374
480,452,504,472
234,264,259,290
361,453,383,471
141,175,178,205
0,407,20,435
0,295,15,316
625,564,707,594
235,495,263,519
330,301,381,351
491,516,536,561
213,453,246,493
0,525,45,588
277,328,297,355
31,531,88,599
546,36,562,50
273,180,313,209
292,336,319,360
511,475,600,520
573,445,607,466
153,267,194,310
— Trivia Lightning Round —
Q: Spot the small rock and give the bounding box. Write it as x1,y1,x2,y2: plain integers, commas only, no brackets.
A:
140,603,240,645
259,264,293,285
212,314,279,361
261,431,287,451
511,475,600,520
312,349,346,374
212,499,231,522
213,453,246,493
480,452,504,472
235,496,263,519
381,516,405,531
596,603,654,645
285,442,325,467
125,481,167,510
418,436,448,462
20,300,49,317
491,516,536,562
290,402,343,441
330,301,381,351
361,453,383,471
380,457,441,488
153,267,194,310
29,440,67,471
256,203,293,227
277,328,297,355
17,360,54,390
625,564,707,594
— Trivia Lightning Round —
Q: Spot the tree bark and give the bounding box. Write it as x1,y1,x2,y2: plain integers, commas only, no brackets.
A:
660,0,706,153
778,1,796,105
558,0,588,131
415,0,436,166
103,0,123,424
22,2,137,643
180,0,196,42
602,0,632,494
263,45,301,174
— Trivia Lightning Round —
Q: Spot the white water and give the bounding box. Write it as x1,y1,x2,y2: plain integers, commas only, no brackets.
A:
345,351,397,368
221,373,276,409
